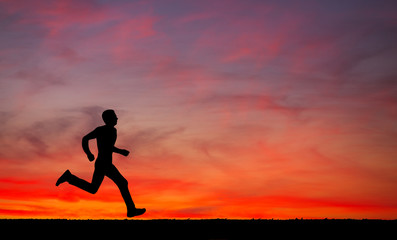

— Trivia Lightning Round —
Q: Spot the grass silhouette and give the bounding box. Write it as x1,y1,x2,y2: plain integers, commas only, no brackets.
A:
1,219,395,239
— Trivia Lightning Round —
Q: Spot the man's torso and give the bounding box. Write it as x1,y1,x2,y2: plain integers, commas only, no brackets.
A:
95,125,117,162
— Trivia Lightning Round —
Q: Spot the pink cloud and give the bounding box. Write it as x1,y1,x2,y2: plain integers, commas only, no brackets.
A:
107,15,159,62
177,11,215,24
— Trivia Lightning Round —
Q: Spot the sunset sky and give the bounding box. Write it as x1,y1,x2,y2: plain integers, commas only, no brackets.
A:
1,0,397,219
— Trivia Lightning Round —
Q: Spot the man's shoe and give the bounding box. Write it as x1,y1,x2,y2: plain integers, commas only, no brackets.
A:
56,170,71,186
127,208,146,217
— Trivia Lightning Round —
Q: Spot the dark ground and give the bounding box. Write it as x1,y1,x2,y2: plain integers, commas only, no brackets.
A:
1,219,395,239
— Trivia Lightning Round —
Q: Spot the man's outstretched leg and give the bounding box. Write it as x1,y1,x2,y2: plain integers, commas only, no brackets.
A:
107,164,146,217
56,168,105,194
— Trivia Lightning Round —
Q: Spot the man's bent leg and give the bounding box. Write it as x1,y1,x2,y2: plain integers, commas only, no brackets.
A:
106,164,136,210
68,168,105,194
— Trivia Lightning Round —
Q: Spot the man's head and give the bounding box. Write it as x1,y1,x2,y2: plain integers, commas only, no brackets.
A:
102,109,118,126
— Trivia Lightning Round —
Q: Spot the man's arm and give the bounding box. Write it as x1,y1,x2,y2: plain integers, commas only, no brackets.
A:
82,129,98,161
113,146,130,157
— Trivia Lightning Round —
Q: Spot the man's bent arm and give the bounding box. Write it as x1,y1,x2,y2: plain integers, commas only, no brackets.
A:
82,129,97,159
113,146,129,156
113,146,122,154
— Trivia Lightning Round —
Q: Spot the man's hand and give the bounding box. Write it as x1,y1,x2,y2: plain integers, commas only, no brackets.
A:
87,153,95,162
119,149,130,157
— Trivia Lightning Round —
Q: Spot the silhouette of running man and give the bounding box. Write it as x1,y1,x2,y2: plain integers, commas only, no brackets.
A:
56,109,146,217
